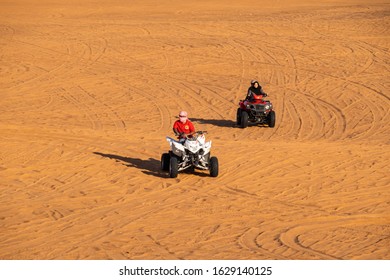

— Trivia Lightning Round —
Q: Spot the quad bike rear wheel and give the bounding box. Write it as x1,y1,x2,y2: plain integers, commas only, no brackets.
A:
169,156,179,178
268,111,276,128
161,153,170,171
209,156,219,177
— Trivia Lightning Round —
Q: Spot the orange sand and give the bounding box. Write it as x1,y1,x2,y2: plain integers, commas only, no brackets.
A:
0,0,389,259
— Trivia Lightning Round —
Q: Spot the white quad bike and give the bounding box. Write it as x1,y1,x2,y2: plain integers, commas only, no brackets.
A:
161,131,219,178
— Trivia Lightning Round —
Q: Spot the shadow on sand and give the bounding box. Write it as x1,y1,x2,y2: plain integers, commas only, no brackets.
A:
94,152,211,178
191,118,237,128
93,152,168,178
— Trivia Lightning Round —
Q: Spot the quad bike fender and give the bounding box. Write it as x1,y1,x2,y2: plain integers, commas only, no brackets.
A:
239,101,247,110
166,136,178,143
166,137,185,156
202,140,212,155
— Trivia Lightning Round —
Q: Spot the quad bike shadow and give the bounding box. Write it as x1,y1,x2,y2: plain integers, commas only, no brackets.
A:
93,152,168,178
191,118,237,128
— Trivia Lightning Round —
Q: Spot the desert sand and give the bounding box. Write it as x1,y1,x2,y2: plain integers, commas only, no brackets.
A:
0,0,389,259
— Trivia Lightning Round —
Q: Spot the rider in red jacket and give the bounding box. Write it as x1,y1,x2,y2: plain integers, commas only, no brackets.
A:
173,111,195,139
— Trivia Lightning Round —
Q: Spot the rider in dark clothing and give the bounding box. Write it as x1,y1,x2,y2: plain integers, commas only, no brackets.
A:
245,80,267,101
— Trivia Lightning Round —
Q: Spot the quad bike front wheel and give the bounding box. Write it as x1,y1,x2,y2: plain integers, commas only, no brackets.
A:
267,111,276,128
161,153,170,171
169,156,179,178
236,108,242,125
209,156,219,177
240,111,249,128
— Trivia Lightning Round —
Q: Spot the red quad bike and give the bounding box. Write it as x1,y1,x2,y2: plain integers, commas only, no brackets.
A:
237,94,275,128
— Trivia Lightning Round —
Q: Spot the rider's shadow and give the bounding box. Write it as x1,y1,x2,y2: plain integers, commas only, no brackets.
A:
93,152,168,178
191,118,236,128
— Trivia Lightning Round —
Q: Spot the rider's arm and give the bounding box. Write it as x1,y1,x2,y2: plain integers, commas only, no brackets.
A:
173,122,181,136
245,90,251,100
259,87,267,97
246,90,254,101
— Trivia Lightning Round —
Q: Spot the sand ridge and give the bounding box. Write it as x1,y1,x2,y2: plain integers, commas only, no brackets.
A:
0,0,389,259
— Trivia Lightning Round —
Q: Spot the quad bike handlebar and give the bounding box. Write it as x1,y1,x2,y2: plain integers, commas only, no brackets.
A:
177,130,207,139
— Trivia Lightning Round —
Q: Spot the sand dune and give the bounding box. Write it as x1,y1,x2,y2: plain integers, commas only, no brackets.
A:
0,0,389,259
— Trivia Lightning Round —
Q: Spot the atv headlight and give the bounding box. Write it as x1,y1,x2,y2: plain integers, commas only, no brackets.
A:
265,105,270,110
246,104,250,109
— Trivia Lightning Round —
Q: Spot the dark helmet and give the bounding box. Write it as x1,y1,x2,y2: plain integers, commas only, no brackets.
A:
251,79,258,85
